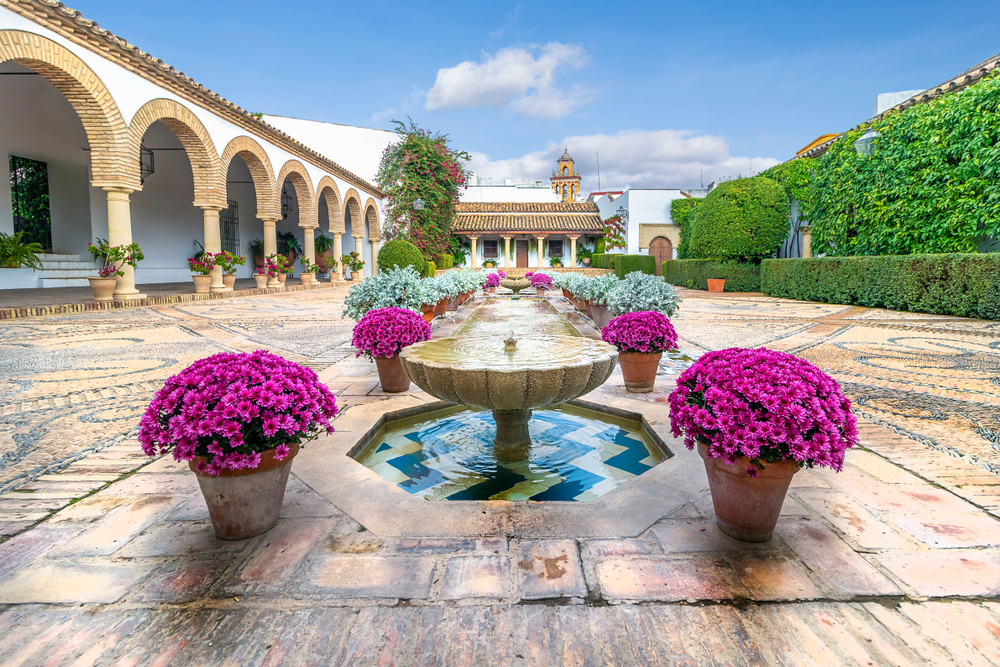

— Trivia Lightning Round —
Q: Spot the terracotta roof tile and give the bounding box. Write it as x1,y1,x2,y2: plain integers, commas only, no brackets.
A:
454,214,604,233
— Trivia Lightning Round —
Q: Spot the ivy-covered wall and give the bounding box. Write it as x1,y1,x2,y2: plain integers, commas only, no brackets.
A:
801,73,1000,256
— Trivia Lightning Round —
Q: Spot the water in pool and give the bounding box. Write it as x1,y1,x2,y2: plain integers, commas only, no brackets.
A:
353,404,666,502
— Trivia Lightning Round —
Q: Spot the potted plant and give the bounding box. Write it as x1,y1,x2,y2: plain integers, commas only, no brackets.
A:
352,307,432,392
188,254,215,293
138,350,338,539
314,232,336,275
483,272,501,294
707,278,726,292
529,271,553,297
582,274,620,328
602,311,678,393
342,250,364,280
419,276,449,322
216,251,246,290
342,265,428,321
578,245,593,266
669,348,859,542
249,238,265,269
299,257,319,285
482,259,497,269
253,263,271,289
274,254,293,284
549,256,563,268
86,239,143,302
0,231,42,270
277,231,302,266
607,272,681,318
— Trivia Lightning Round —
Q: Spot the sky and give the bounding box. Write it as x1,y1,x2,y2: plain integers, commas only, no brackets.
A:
67,0,1000,193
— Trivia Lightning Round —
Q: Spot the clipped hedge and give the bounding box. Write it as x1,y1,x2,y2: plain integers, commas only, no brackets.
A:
591,253,608,269
761,253,1000,320
613,254,656,278
378,239,424,274
662,260,761,292
688,177,789,261
438,253,454,270
421,260,437,278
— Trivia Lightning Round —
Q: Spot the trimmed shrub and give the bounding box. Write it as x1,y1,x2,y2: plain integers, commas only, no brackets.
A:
438,253,454,270
661,260,761,292
613,254,656,278
591,253,607,269
760,254,1000,320
595,237,606,254
688,177,789,261
670,198,703,259
421,260,437,278
378,239,424,274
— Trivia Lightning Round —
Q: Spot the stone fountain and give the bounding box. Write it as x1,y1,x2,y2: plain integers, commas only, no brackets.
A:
400,332,618,461
499,277,532,299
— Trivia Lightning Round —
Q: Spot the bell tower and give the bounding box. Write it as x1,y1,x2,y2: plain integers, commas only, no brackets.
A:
550,147,582,202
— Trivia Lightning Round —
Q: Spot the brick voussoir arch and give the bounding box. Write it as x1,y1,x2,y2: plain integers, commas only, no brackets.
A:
343,188,363,236
128,98,224,207
316,176,344,234
277,160,318,229
364,198,381,240
221,136,279,220
0,30,133,189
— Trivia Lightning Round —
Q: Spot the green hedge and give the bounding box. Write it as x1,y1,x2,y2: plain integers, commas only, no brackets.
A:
591,253,608,269
438,253,454,270
688,177,789,261
378,239,424,274
421,260,437,278
661,260,761,292
613,254,656,278
761,253,1000,319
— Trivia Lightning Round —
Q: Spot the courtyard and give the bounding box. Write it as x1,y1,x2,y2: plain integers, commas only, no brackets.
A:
0,284,998,665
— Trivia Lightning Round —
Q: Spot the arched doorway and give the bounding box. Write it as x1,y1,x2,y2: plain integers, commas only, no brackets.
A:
649,236,673,276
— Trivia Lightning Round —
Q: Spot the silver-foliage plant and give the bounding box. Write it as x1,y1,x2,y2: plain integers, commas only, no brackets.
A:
582,273,621,305
342,265,426,320
606,271,681,317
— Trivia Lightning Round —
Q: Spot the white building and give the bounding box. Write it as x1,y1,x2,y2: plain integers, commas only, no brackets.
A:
460,174,561,204
1,2,386,294
592,187,710,272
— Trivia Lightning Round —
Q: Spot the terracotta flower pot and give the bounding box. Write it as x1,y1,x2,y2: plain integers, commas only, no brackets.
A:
589,303,612,329
254,254,264,269
446,296,460,311
536,288,546,298
223,274,237,290
698,443,800,542
277,274,287,284
374,354,410,393
192,274,212,294
618,351,662,393
254,274,269,289
573,296,588,312
301,273,315,285
434,298,448,317
562,288,571,299
88,276,117,302
582,258,591,266
420,303,435,323
188,443,299,540
316,250,334,274
707,279,726,293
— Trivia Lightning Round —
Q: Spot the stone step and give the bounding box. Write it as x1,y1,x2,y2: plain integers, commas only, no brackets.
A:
36,268,99,279
38,277,91,287
38,253,88,262
38,261,99,270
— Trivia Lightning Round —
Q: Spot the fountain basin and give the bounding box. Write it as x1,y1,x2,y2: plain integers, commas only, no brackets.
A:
499,277,532,298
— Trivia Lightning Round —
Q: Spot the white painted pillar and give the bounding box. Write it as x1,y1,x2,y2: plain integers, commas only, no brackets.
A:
354,236,364,277
333,232,344,280
569,236,578,268
103,187,146,300
371,239,380,276
262,218,279,287
469,236,478,269
536,235,546,269
503,237,511,269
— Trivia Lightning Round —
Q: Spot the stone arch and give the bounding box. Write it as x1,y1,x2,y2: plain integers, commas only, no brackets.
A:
276,160,317,228
0,30,133,188
364,198,381,240
220,136,279,220
128,98,224,207
343,188,363,237
316,176,344,233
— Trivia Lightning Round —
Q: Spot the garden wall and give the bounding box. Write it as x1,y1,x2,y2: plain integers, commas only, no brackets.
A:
761,254,1000,320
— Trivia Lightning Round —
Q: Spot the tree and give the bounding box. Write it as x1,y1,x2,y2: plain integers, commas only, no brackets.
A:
688,177,789,262
376,119,470,262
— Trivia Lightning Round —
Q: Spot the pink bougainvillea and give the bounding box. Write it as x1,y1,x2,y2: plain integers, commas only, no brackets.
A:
352,307,432,360
601,311,678,354
668,348,858,474
137,351,338,475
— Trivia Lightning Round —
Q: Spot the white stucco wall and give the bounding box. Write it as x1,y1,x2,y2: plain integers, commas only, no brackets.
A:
460,186,561,203
595,189,684,256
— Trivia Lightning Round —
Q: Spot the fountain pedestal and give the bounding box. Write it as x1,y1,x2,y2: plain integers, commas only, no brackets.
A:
492,408,533,462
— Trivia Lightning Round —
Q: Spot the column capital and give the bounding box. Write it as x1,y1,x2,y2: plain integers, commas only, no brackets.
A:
198,204,225,212
567,234,581,240
94,183,138,195
261,217,280,226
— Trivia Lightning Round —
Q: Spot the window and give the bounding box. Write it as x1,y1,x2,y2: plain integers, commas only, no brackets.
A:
483,239,499,258
9,155,52,251
548,240,563,257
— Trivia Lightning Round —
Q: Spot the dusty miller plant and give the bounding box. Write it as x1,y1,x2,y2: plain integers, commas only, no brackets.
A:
607,272,681,317
342,266,426,321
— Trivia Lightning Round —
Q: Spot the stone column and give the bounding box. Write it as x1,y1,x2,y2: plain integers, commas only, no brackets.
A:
569,235,579,268
371,239,380,276
333,232,344,280
103,187,146,300
303,227,316,265
262,218,280,287
802,226,813,258
354,236,365,278
536,235,547,269
469,236,478,269
202,206,228,293
503,237,512,269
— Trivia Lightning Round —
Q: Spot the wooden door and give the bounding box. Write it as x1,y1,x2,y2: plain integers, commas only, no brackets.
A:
649,236,673,276
516,240,529,268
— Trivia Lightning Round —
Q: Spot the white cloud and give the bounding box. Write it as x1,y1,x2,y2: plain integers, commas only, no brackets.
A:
369,108,396,124
466,129,780,192
425,43,592,118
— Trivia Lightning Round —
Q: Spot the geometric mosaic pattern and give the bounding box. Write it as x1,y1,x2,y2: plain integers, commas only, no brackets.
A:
355,408,664,502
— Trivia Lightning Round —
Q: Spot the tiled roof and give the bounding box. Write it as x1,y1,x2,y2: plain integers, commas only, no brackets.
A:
456,202,599,214
6,0,381,196
454,214,604,233
795,51,1000,161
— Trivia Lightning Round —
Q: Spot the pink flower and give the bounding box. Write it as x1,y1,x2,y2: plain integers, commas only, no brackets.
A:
602,311,678,354
352,307,432,360
274,444,291,460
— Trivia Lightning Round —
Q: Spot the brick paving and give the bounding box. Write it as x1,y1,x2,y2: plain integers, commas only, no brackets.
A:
0,286,998,664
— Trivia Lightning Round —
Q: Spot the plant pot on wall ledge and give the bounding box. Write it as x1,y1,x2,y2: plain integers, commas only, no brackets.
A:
254,274,269,289
192,275,212,294
707,279,726,292
223,274,237,290
88,277,117,302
